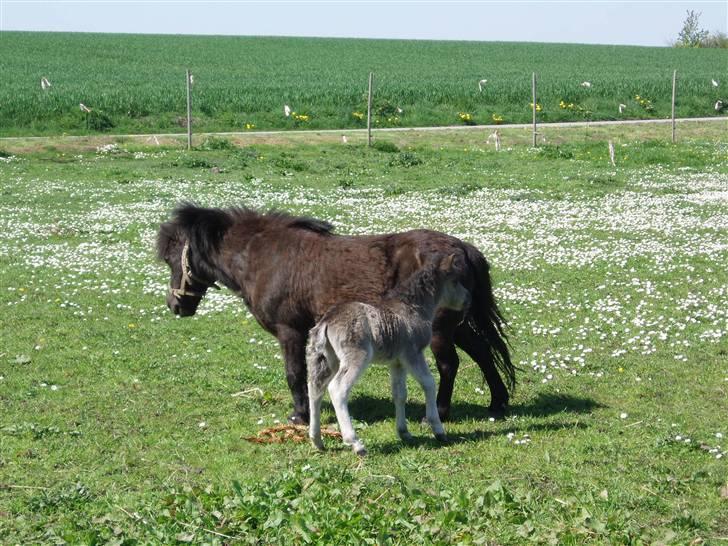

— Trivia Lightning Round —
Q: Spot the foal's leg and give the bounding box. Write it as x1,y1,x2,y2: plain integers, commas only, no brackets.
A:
307,351,337,451
308,388,324,450
327,350,370,456
454,324,509,418
431,310,463,421
277,325,310,424
390,363,412,441
404,352,447,442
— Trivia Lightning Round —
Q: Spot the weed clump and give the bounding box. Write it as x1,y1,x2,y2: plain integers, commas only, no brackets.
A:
86,110,115,132
171,153,212,168
538,145,574,160
372,140,400,153
200,136,236,150
389,151,422,167
438,181,483,195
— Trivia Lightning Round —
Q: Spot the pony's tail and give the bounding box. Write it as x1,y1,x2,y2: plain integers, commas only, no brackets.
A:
462,243,516,393
306,322,336,395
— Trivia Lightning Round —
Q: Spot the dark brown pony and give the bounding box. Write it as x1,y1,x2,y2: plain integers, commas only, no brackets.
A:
157,204,514,424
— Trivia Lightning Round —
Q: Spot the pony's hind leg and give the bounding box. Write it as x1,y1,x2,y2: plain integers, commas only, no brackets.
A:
454,324,509,418
390,363,412,441
404,352,447,442
431,310,462,421
327,350,370,456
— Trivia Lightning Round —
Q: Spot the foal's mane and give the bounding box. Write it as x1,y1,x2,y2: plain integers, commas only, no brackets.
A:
387,262,440,305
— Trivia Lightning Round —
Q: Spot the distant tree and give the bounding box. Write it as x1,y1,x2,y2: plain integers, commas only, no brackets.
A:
675,10,709,47
702,31,728,48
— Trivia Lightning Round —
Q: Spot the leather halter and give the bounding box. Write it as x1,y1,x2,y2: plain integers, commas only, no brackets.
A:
169,241,220,298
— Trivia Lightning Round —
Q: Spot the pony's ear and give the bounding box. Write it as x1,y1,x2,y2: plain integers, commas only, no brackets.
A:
440,253,456,272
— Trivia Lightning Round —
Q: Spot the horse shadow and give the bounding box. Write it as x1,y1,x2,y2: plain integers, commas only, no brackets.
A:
312,393,607,454
346,391,604,425
335,391,604,454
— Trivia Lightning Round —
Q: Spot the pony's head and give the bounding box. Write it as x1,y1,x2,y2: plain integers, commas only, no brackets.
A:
156,204,232,317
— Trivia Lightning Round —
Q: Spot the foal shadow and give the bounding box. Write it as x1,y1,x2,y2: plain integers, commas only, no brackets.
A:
347,392,604,425
374,420,591,454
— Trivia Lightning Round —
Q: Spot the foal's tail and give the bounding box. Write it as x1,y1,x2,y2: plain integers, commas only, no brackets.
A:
462,243,516,393
306,322,336,395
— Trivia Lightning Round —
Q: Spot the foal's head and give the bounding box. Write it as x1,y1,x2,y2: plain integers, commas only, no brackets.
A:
432,253,471,313
398,252,471,314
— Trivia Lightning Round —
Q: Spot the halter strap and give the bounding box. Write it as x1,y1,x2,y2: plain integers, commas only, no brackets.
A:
169,241,221,298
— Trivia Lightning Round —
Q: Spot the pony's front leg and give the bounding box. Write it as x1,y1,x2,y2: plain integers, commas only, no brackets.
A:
390,363,412,442
327,354,369,456
405,352,447,442
277,325,310,424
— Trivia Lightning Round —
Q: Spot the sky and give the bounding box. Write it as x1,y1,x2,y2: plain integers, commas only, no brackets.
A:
1,1,727,47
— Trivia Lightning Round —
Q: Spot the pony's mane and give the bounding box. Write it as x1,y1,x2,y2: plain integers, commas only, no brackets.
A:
157,205,335,262
228,207,334,235
157,203,235,260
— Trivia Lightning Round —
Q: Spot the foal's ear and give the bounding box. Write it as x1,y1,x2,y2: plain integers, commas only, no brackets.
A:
440,253,456,272
413,249,424,269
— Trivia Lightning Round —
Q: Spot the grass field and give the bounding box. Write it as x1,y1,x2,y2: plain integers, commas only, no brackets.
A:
1,31,726,136
1,125,727,543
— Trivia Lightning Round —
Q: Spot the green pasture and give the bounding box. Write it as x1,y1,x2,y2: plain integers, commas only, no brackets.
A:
0,32,726,136
0,124,727,543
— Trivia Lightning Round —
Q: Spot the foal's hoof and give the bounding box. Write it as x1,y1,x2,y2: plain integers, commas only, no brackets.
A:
288,412,309,425
354,446,368,457
311,439,325,451
434,433,449,444
398,430,414,443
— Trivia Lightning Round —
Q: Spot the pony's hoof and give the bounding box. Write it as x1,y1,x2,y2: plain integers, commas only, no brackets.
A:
354,446,368,457
311,439,325,451
398,430,414,443
434,433,449,443
288,412,309,425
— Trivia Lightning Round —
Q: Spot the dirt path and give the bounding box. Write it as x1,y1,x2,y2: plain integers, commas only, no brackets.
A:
1,116,725,153
1,116,725,142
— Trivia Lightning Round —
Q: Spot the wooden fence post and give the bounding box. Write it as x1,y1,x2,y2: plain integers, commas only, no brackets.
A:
532,72,537,147
671,69,677,144
186,69,193,151
367,72,374,147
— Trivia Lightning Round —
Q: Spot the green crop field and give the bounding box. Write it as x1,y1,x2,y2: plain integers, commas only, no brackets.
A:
0,31,726,136
1,124,727,543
